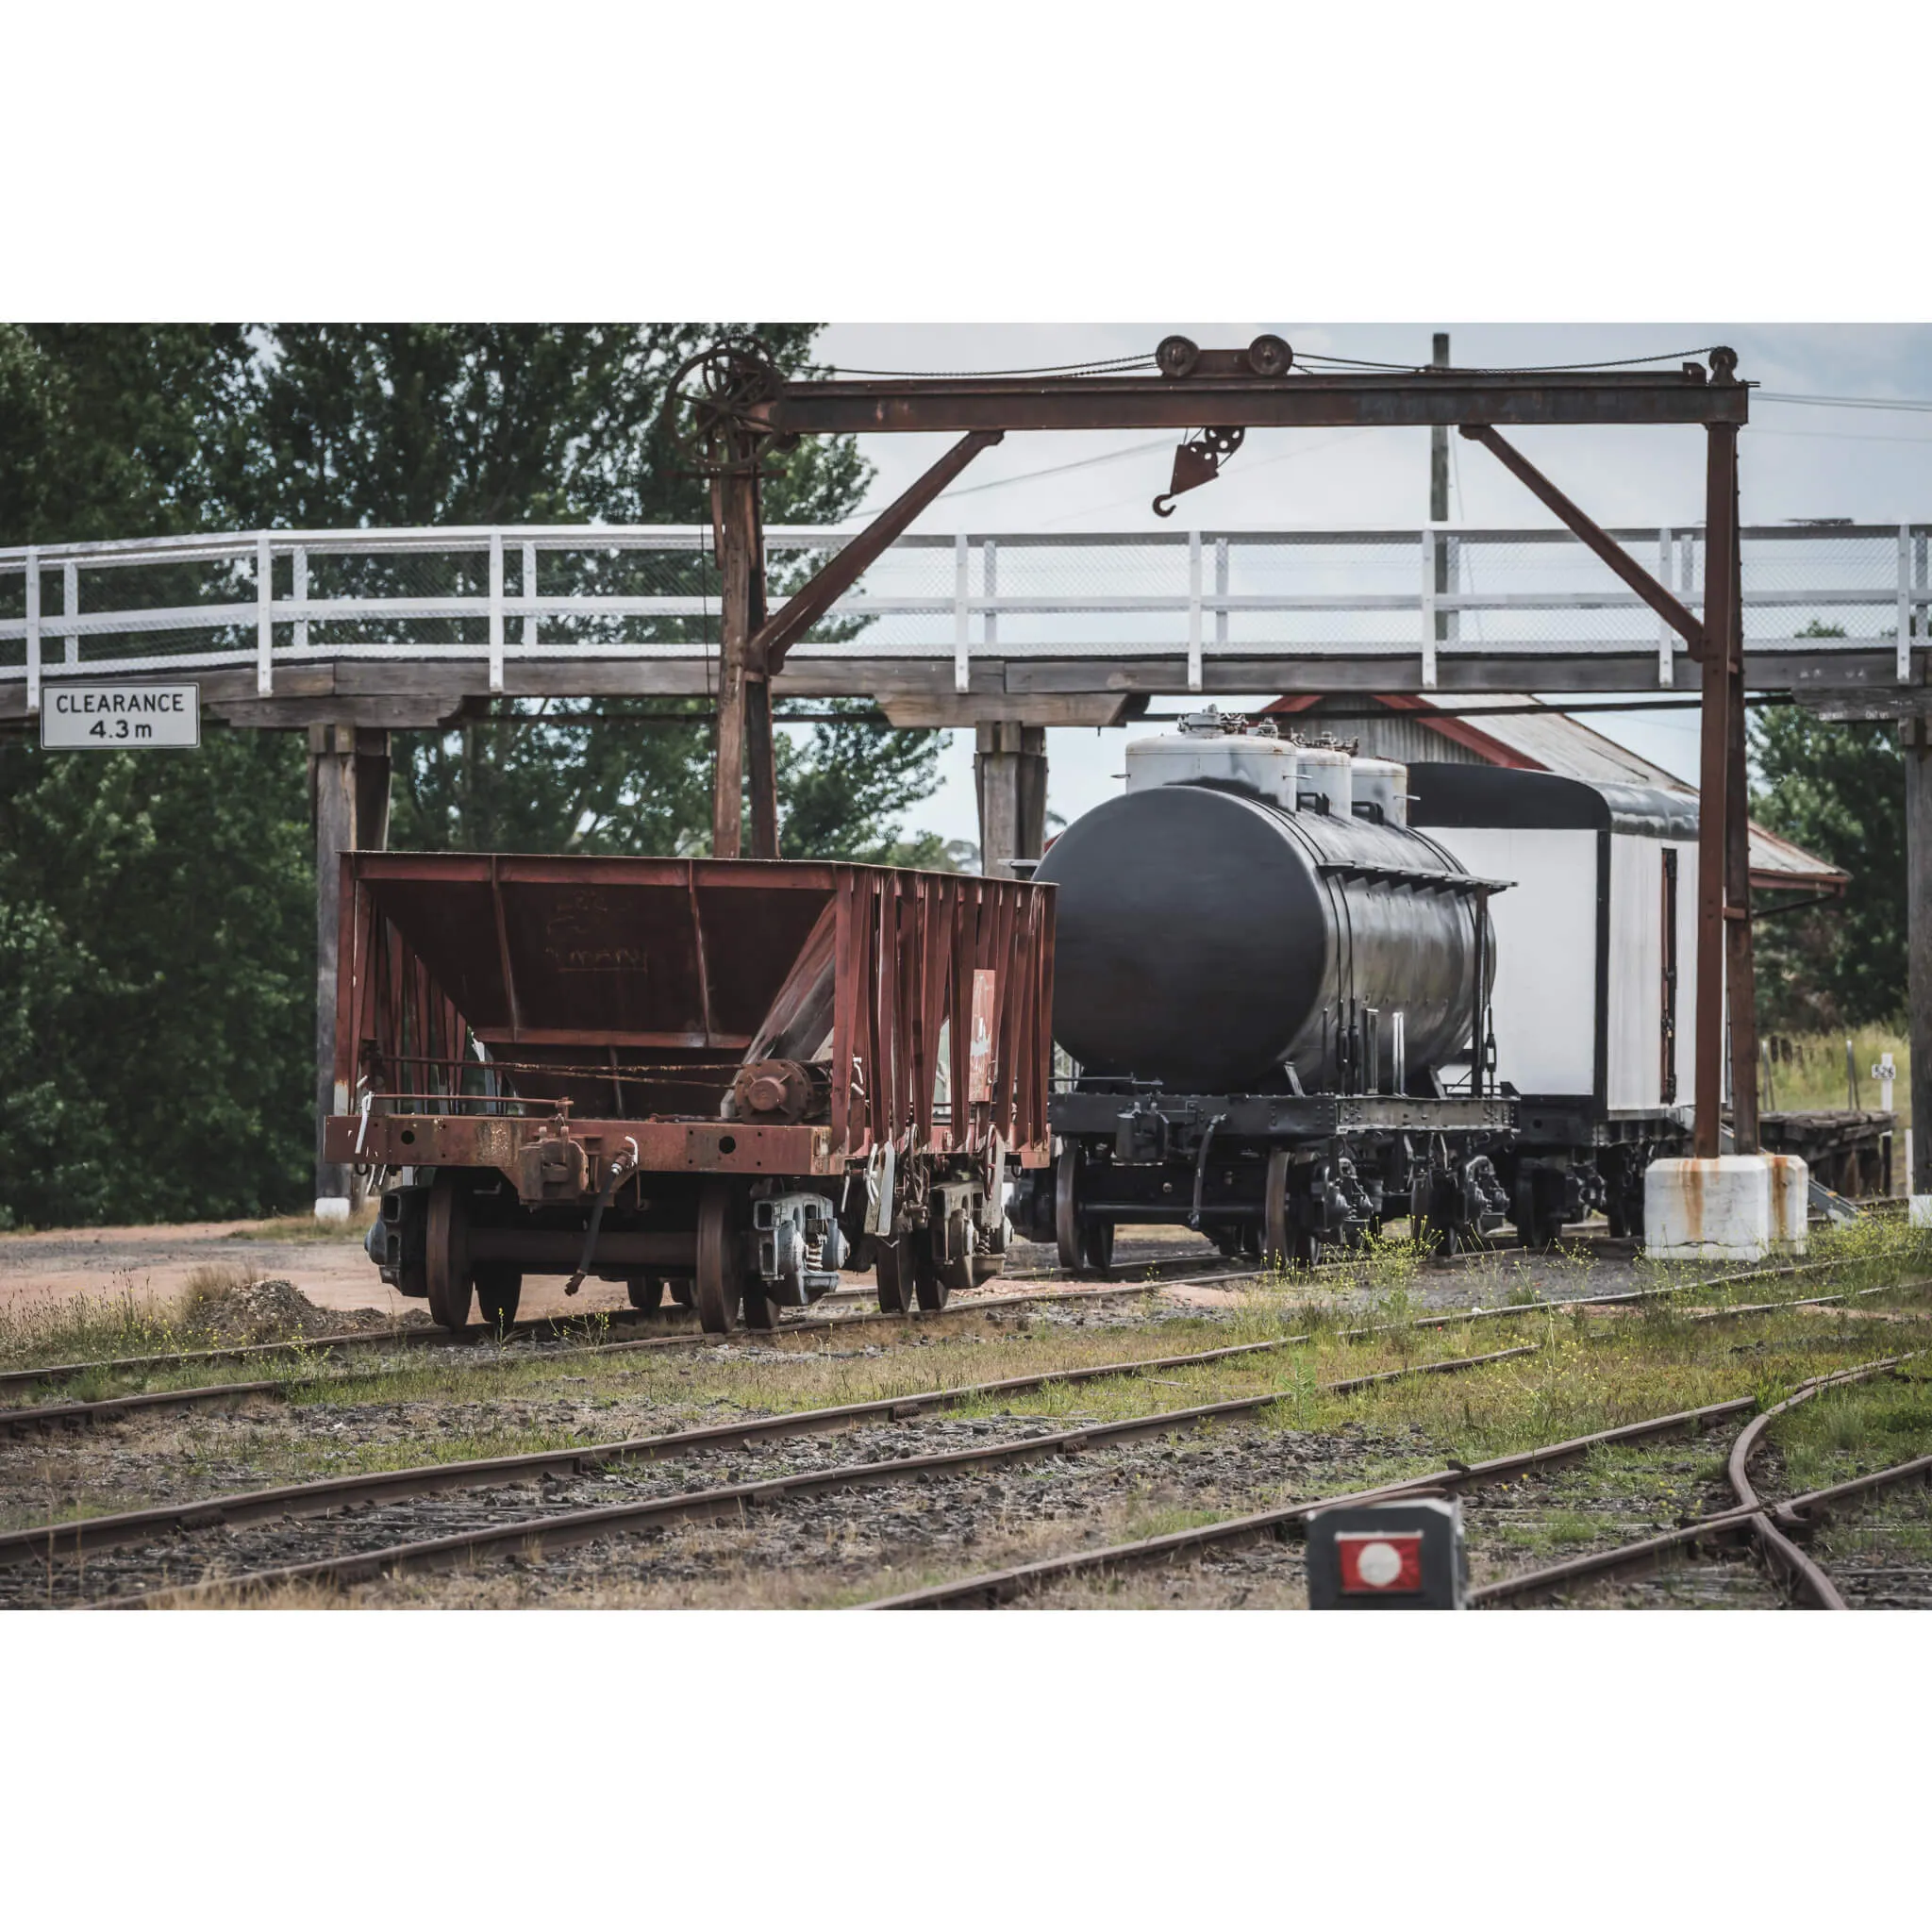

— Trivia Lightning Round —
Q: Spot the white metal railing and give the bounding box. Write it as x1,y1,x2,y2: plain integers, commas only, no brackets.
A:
2,522,1926,709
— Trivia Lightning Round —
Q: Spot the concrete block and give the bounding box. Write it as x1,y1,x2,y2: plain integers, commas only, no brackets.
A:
1644,1156,1772,1262
314,1196,352,1224
1765,1154,1810,1256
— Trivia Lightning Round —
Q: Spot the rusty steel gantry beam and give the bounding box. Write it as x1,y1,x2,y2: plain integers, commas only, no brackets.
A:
667,335,1753,1156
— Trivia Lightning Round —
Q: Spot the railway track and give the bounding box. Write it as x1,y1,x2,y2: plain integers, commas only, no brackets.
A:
2,1321,1379,1568
0,1258,1277,1405
1471,1354,1925,1608
0,1276,1219,1429
0,1212,1591,1403
25,1342,1531,1609
0,1252,1879,1441
858,1352,1923,1608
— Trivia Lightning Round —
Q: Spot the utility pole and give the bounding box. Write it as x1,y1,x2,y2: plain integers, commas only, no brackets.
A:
1432,332,1451,644
1431,332,1450,522
1907,714,1932,1220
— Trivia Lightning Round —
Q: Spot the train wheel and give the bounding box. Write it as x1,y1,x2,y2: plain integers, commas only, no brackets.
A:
1263,1149,1292,1271
668,1278,694,1308
425,1175,475,1332
1055,1143,1084,1274
1516,1213,1562,1253
874,1237,915,1313
741,1282,784,1330
694,1180,741,1335
1084,1219,1115,1279
475,1264,522,1328
913,1223,954,1312
626,1276,666,1314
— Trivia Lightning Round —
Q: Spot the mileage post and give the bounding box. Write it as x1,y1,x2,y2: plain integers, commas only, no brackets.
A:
39,682,200,749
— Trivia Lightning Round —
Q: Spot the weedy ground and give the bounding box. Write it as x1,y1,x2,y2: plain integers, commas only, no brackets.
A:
1756,1024,1907,1126
221,1209,378,1244
6,1217,1932,1607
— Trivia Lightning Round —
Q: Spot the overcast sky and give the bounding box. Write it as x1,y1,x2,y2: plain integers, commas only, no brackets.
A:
808,325,1932,848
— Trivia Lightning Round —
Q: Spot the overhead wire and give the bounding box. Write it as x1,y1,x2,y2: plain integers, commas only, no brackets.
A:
824,354,1158,379
1295,345,1724,375
935,437,1175,499
1757,390,1932,413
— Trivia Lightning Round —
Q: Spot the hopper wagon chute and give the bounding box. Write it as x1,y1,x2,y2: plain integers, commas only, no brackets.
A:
324,854,1054,1333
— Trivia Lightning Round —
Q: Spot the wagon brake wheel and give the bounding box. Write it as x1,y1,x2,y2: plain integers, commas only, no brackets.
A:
425,1174,474,1332
1263,1148,1292,1274
694,1179,742,1335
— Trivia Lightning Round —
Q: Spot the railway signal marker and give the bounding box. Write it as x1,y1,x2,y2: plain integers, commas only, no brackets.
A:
1307,1499,1466,1610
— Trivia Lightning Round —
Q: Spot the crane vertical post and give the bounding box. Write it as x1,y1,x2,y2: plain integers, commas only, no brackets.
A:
1724,467,1759,1155
1693,424,1739,1160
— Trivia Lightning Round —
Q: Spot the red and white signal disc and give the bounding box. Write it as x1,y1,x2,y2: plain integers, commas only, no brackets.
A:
1337,1530,1423,1593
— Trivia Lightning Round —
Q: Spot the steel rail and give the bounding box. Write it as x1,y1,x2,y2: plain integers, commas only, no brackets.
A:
1468,1451,1932,1609
1684,1279,1932,1324
99,1345,1535,1607
2,1323,1462,1568
0,1245,1854,1403
874,1345,1925,1616
0,1252,1887,1436
1469,1355,1920,1607
30,1260,1816,1554
859,1391,1806,1608
0,1275,1204,1415
0,1230,1454,1398
1724,1366,1879,1608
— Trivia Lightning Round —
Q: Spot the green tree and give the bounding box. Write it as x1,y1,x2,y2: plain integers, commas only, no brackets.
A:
239,324,941,859
1750,639,1906,1029
0,325,257,543
0,734,312,1227
0,325,955,1227
0,326,302,1228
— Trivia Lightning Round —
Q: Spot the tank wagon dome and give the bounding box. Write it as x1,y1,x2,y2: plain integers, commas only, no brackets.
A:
1035,711,1496,1093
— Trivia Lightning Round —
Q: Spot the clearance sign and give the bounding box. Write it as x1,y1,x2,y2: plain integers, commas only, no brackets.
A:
40,683,200,750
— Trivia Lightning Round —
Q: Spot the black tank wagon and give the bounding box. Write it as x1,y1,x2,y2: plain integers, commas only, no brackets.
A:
324,854,1054,1332
1012,710,1515,1267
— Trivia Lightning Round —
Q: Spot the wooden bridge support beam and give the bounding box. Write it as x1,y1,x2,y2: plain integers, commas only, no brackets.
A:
311,724,391,1213
975,723,1047,878
711,458,777,860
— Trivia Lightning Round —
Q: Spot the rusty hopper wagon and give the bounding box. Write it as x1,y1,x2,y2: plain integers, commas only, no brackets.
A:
323,854,1054,1333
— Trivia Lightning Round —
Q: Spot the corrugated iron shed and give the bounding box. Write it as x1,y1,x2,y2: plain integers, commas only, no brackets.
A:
1264,693,1847,892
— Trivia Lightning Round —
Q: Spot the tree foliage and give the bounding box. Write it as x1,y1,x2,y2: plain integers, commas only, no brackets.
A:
1750,700,1906,1031
0,734,312,1227
0,325,951,1227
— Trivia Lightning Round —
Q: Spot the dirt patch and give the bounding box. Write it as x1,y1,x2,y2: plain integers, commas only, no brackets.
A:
177,1273,402,1345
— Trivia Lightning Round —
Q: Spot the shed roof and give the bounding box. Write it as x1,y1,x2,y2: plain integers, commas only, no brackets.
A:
1263,693,1848,892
